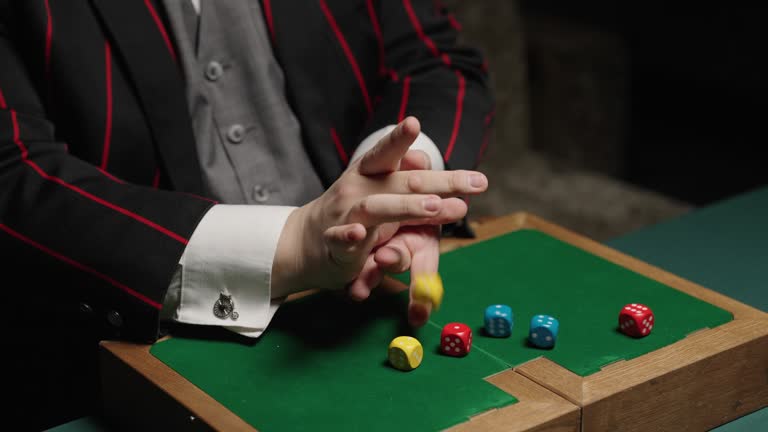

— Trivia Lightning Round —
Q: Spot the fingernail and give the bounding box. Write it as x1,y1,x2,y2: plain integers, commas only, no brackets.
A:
470,174,487,188
423,197,440,212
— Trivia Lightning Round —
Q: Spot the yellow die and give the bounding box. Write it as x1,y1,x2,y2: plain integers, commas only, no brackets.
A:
388,336,423,371
412,273,444,310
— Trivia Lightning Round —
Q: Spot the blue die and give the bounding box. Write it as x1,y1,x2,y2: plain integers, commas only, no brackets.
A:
484,304,513,337
529,314,559,348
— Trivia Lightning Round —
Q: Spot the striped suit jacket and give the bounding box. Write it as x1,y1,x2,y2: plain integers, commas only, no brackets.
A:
0,0,492,342
1,0,493,426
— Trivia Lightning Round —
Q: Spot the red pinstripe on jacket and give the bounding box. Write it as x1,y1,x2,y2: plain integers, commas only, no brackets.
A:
0,0,493,346
1,0,493,426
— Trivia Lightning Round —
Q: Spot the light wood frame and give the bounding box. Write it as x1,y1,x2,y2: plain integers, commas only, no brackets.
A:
100,340,579,431
444,213,768,432
100,212,767,431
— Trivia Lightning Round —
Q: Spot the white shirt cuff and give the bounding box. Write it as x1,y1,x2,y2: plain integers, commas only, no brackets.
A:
351,125,445,171
163,204,296,338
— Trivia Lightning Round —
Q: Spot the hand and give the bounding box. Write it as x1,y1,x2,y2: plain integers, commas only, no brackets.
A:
362,148,446,327
271,117,488,300
375,224,441,327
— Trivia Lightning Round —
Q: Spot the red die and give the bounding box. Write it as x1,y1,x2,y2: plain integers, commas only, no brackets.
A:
441,322,472,357
619,303,654,337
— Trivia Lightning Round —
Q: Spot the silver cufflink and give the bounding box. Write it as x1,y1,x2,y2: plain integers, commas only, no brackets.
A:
213,293,239,321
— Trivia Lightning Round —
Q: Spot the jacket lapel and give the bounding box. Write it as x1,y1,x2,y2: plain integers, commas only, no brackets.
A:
90,0,204,195
263,0,342,185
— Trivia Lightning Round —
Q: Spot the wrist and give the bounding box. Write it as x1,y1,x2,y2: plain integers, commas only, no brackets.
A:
271,206,305,298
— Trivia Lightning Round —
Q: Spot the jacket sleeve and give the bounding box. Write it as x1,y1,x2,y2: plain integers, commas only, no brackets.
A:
360,0,495,170
0,19,213,343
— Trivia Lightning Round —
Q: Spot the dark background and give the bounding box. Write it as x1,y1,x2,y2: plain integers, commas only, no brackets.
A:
450,1,767,238
621,5,765,204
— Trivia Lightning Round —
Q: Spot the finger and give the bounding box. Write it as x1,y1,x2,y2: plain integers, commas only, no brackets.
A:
384,170,488,197
347,254,384,302
323,223,367,265
374,239,412,274
378,275,409,295
399,197,468,226
374,222,400,247
408,227,440,327
358,117,420,175
409,227,440,276
348,194,443,227
400,149,431,171
408,301,432,328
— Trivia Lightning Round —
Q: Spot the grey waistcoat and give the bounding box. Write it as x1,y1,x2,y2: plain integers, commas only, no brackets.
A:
163,0,325,205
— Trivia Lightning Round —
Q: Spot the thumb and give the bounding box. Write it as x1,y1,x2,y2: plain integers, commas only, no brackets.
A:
323,223,368,266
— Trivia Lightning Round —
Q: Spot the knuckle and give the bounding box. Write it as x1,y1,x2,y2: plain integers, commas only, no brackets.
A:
405,196,417,215
455,170,471,191
323,228,339,244
343,245,359,259
358,197,371,216
363,145,381,163
329,207,345,222
406,172,424,193
448,172,460,192
335,182,356,201
325,194,345,221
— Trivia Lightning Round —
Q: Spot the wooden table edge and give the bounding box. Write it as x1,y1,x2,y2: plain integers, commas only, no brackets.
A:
464,212,768,431
100,340,255,431
100,340,580,432
100,212,767,432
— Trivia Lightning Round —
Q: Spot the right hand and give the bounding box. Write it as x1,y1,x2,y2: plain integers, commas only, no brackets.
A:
271,117,488,299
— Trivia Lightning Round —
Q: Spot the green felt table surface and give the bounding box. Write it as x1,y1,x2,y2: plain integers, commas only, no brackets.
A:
606,186,768,431
399,230,732,376
150,229,732,431
152,292,517,432
608,186,768,313
49,186,768,431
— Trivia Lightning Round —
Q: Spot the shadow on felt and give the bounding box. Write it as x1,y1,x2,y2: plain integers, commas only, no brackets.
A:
270,286,414,350
162,276,416,367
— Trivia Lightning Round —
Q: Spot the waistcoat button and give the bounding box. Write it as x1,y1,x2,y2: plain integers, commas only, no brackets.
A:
253,185,270,203
227,124,246,143
205,61,224,81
